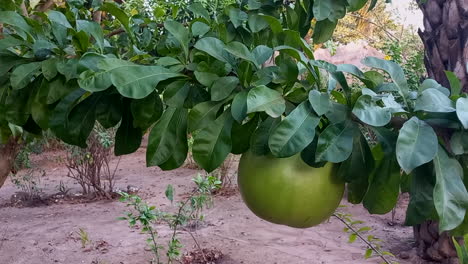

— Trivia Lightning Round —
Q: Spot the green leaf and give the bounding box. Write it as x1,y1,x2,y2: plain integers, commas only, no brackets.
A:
250,117,280,155
347,0,368,11
0,11,32,37
363,155,400,214
268,101,320,158
433,146,468,231
362,57,409,102
352,95,392,126
252,45,273,66
258,15,283,34
188,3,211,21
39,77,78,104
47,10,72,28
164,20,189,59
158,114,188,171
188,101,223,132
225,41,256,66
445,71,461,96
211,76,239,101
42,58,58,81
110,65,182,99
247,85,286,118
131,91,163,130
191,21,210,37
100,3,134,42
405,163,437,226
313,0,347,21
193,110,234,172
164,81,190,107
248,14,269,33
147,107,187,166
315,121,356,163
5,82,33,126
231,116,258,155
456,97,468,129
76,20,104,52
194,71,219,87
309,90,331,116
0,36,26,51
313,19,338,44
194,37,230,63
396,117,438,173
95,94,122,128
364,248,373,259
231,90,249,123
165,185,174,202
338,132,374,204
227,7,248,28
10,62,41,90
414,88,455,113
115,107,143,155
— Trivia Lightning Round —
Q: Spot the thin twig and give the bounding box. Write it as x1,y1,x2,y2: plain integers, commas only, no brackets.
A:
186,229,207,262
333,213,392,264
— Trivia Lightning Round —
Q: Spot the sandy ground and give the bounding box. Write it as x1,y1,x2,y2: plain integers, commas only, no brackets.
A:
0,148,423,264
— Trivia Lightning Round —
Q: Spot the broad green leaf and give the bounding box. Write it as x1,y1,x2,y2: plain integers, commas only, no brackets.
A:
247,85,285,118
164,81,190,107
248,14,269,33
315,121,356,163
225,41,256,66
352,95,392,126
396,117,438,173
76,20,104,52
165,185,174,202
188,101,223,132
5,82,33,126
445,71,461,96
338,132,374,204
309,90,331,116
312,19,337,44
47,10,72,28
456,97,468,129
0,11,32,37
269,101,320,157
227,7,248,28
362,57,409,102
110,65,182,99
39,77,78,104
363,156,400,214
0,36,25,51
194,71,219,87
231,116,258,155
211,76,239,101
115,107,142,155
347,0,368,11
370,126,397,155
42,58,58,80
313,0,347,21
131,91,163,130
100,3,134,42
165,20,189,59
188,3,211,21
194,37,229,63
193,111,234,172
57,59,79,81
191,21,210,36
147,107,187,166
250,117,280,155
231,90,249,123
252,45,273,66
10,62,41,90
158,112,188,171
419,79,450,96
258,15,283,34
414,88,455,113
433,146,468,231
405,163,437,226
325,102,348,123
95,94,122,128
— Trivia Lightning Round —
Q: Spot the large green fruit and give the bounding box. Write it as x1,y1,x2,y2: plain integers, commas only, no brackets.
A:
238,151,345,228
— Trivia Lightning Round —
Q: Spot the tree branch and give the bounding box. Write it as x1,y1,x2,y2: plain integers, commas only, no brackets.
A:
38,0,55,12
20,1,29,17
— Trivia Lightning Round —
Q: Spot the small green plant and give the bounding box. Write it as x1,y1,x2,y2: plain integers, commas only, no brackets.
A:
119,174,221,264
453,236,468,264
334,210,399,264
10,168,45,200
77,228,91,248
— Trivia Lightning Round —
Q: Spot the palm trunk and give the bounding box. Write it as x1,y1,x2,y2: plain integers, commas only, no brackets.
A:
0,139,20,189
414,0,468,262
418,0,468,92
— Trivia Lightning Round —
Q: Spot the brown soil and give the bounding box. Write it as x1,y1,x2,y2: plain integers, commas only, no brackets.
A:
0,148,425,264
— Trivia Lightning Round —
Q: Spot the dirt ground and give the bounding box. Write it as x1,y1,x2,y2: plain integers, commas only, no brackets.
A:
0,148,425,264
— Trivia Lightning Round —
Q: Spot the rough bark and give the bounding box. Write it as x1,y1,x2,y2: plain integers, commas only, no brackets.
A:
414,0,468,262
418,0,468,92
0,139,20,189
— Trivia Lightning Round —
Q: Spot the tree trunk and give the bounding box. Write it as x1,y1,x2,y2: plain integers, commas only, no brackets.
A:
418,0,468,92
414,0,468,262
0,139,20,189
